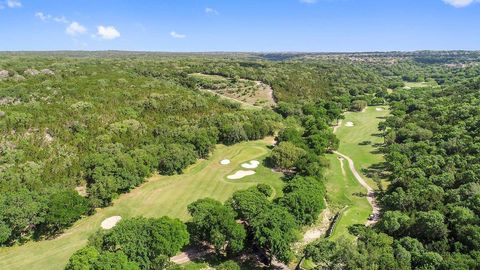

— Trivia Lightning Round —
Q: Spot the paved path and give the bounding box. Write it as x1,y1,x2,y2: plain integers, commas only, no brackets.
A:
333,151,380,225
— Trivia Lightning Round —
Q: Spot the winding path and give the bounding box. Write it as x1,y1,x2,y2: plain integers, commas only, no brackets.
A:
333,151,380,225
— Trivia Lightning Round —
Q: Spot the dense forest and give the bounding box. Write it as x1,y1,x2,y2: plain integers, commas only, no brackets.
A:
302,56,480,270
1,51,480,269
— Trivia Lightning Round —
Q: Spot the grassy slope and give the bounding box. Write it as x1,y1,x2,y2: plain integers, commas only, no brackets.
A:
325,106,388,239
0,138,283,270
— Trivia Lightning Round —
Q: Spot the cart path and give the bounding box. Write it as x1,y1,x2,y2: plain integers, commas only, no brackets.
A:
333,150,380,225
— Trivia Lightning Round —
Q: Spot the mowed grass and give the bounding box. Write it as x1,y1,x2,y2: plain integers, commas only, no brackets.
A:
324,154,371,240
335,106,389,188
324,106,389,239
0,138,283,270
404,81,438,89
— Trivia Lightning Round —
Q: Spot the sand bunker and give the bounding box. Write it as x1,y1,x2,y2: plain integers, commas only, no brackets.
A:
241,160,260,169
220,159,231,165
376,108,384,111
345,121,354,127
101,216,122,229
227,170,256,180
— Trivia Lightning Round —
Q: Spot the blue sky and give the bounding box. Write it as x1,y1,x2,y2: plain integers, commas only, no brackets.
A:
0,0,479,52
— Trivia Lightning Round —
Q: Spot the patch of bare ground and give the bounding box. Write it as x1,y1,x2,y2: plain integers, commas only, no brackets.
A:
301,206,334,244
191,73,276,108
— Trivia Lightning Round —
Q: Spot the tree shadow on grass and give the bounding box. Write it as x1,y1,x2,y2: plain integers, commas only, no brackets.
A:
358,140,372,146
189,247,274,270
362,162,389,179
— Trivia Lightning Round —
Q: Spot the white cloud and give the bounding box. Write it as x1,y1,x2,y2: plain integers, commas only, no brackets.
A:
205,7,219,15
443,0,479,7
300,0,317,3
53,16,69,23
97,25,120,40
35,11,70,24
7,0,21,8
170,31,186,39
35,12,51,21
66,22,87,36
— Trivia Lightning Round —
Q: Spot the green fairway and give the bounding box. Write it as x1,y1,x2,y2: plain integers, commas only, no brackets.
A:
0,138,283,270
324,154,372,240
325,106,388,239
404,81,439,89
335,106,389,188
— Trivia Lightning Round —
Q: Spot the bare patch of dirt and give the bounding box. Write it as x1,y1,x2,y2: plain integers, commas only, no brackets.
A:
190,73,276,108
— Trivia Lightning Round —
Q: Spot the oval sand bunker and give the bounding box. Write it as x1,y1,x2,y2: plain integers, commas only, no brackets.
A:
227,170,256,180
101,216,122,229
376,108,384,111
220,159,231,165
345,121,354,127
241,160,260,169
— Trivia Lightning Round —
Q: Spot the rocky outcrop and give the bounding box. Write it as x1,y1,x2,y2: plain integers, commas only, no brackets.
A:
24,68,40,76
0,70,9,79
40,69,55,75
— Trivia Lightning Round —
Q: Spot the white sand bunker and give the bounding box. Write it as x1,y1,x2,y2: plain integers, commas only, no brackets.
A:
345,121,354,127
376,108,384,111
220,159,231,165
101,216,122,229
227,170,256,180
241,160,260,169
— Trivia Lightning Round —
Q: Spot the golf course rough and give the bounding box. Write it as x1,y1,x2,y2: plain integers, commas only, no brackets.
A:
0,137,283,270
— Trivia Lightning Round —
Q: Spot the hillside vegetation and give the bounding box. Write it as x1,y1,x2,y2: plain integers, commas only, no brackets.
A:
2,52,480,269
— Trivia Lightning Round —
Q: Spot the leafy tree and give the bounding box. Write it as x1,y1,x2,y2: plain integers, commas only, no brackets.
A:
41,190,91,234
269,141,306,170
256,184,273,197
0,221,12,245
228,186,271,222
280,176,325,225
250,204,298,264
65,246,101,270
89,176,119,207
216,260,241,270
379,211,411,236
65,246,139,270
187,198,246,255
158,144,197,175
102,217,189,269
350,100,367,112
412,211,448,244
305,238,364,269
93,251,140,270
0,189,43,242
